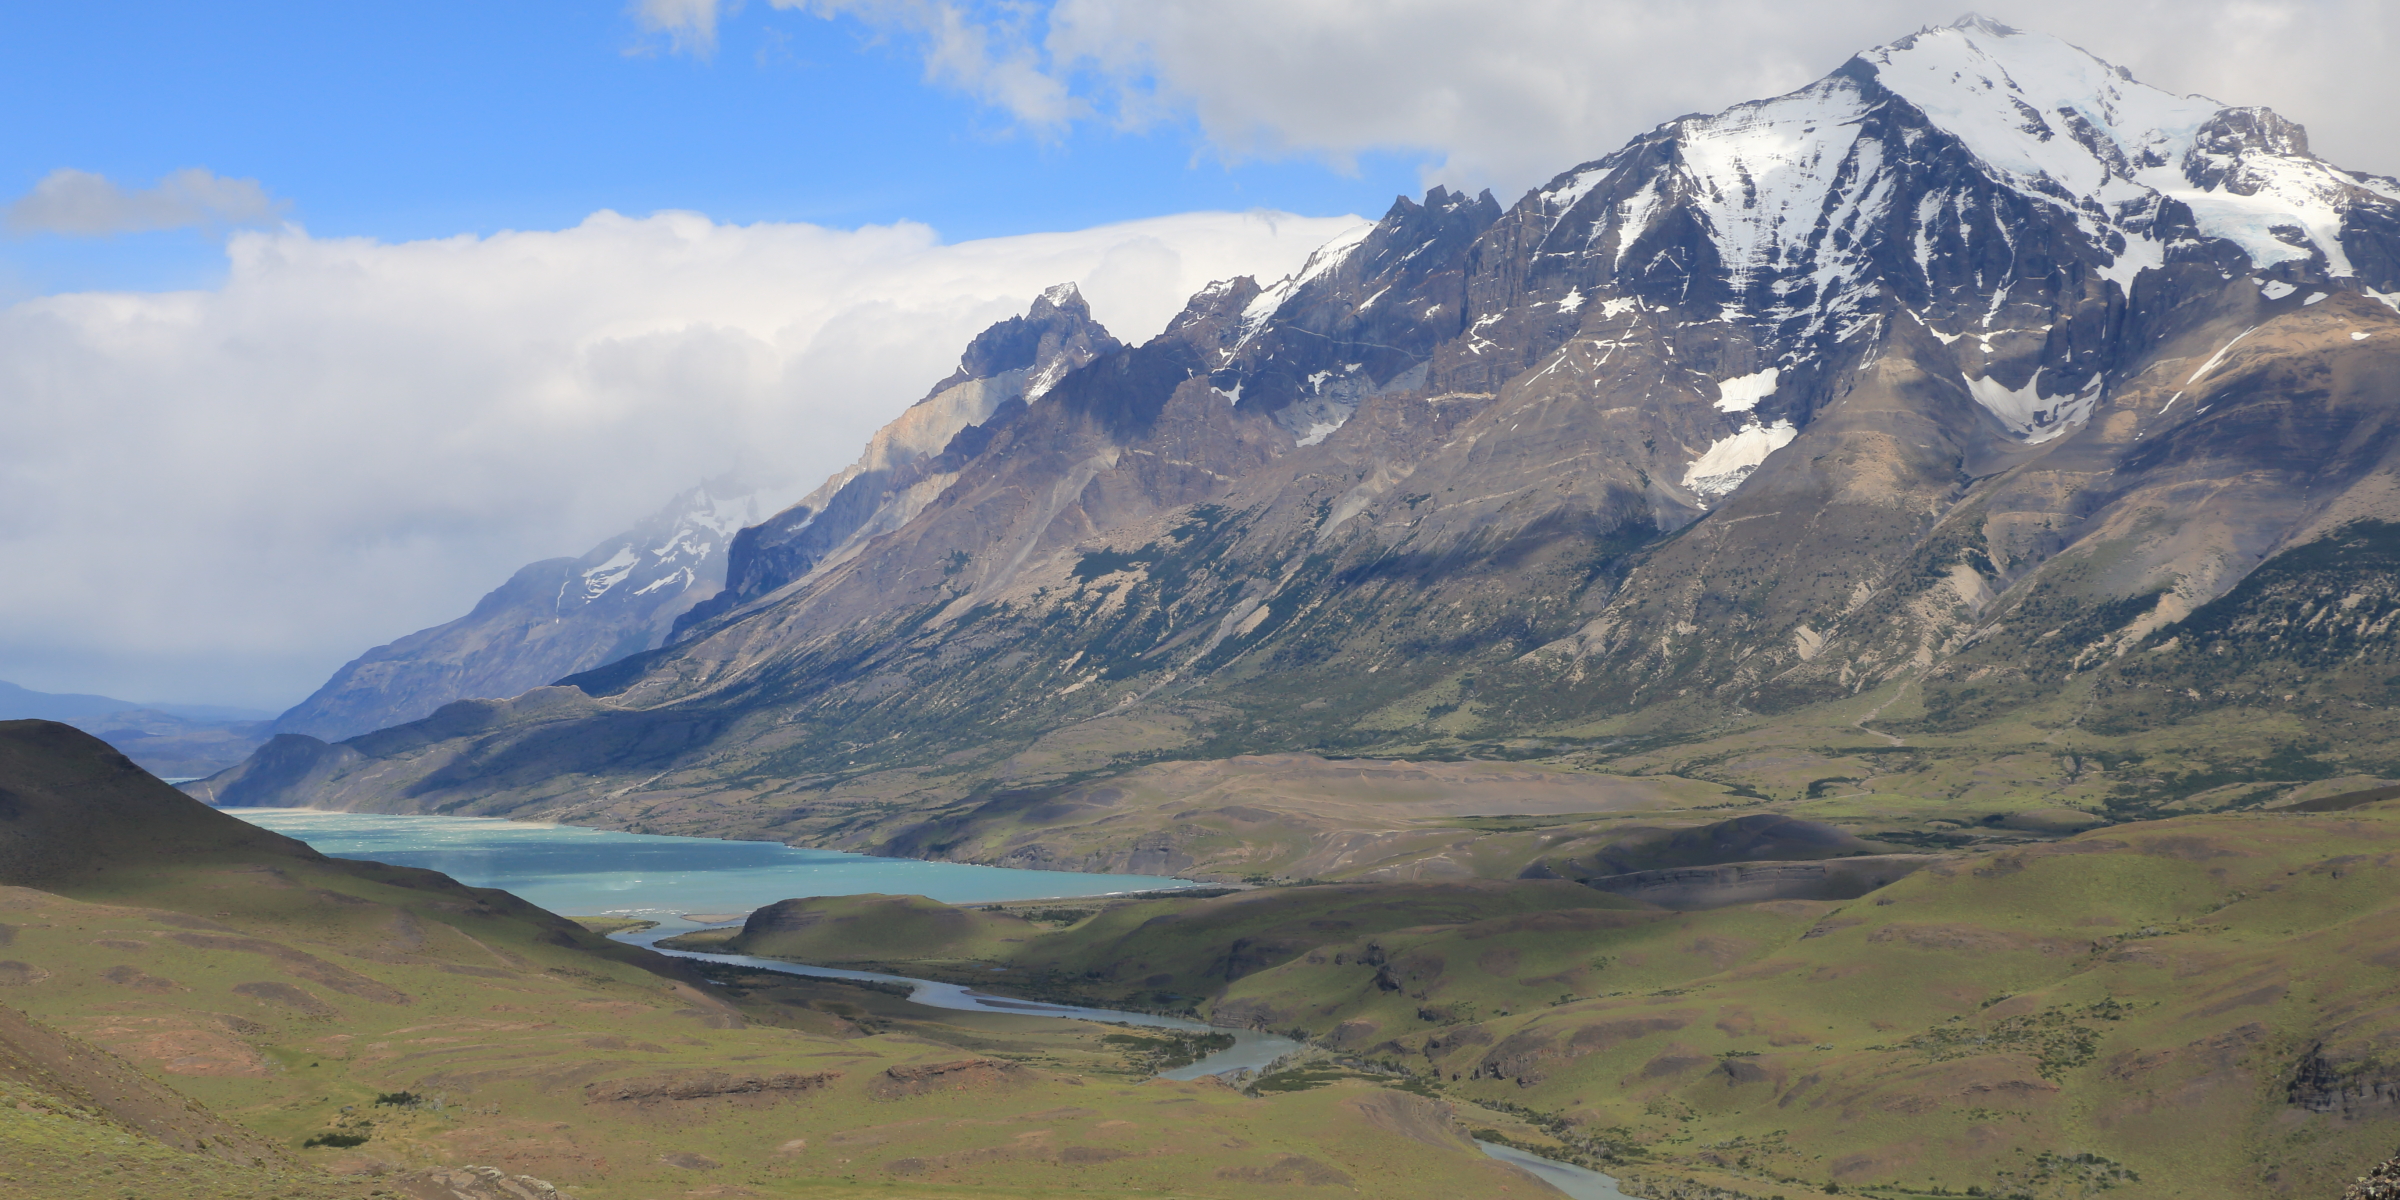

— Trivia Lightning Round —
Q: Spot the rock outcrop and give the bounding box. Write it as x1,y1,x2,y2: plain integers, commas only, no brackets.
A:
2346,1150,2400,1200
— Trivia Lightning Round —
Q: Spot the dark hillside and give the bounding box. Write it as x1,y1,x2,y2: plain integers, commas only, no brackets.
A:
0,719,320,887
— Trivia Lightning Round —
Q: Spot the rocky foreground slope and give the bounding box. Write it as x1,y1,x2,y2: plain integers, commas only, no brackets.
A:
199,17,2400,868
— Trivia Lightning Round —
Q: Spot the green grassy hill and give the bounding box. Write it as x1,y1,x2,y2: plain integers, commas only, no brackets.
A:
713,807,2400,1199
702,882,1646,1014
0,721,1554,1199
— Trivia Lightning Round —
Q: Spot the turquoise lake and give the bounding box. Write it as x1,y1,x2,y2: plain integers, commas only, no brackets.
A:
222,806,1625,1187
219,808,1298,1077
223,808,1192,918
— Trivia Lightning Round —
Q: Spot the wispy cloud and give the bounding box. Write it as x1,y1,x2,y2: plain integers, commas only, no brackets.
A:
7,168,288,236
641,0,2400,193
633,0,730,57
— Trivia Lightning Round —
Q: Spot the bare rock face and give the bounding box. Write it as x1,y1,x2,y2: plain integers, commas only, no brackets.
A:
670,282,1123,635
198,18,2400,846
2347,1151,2400,1200
386,1164,576,1200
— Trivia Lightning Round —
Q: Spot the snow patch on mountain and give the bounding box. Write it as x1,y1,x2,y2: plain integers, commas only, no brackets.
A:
1684,419,1798,498
1714,369,1781,412
1674,76,1879,291
580,546,638,600
1275,362,1425,450
1295,421,1343,447
634,567,694,596
2185,325,2262,386
1241,221,1375,342
1610,180,1670,267
1965,369,2102,442
1541,165,1610,217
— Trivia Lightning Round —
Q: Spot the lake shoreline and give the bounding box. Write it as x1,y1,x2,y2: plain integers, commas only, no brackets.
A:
229,803,1630,1196
204,799,1248,885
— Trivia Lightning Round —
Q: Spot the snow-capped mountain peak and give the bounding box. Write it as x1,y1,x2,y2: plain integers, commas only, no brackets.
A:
268,474,774,742
1537,14,2392,303
1865,14,2375,279
570,478,760,608
1502,12,2400,463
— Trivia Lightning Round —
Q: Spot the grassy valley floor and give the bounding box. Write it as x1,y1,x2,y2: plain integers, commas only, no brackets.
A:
684,802,2400,1199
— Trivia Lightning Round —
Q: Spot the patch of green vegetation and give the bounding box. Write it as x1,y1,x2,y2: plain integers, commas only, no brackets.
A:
1013,907,1096,926
1099,1029,1235,1073
0,1081,374,1200
1071,545,1162,581
1887,1000,2133,1080
1247,1066,1358,1094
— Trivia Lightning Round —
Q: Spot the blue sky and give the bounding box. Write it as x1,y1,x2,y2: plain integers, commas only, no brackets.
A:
0,1,1424,299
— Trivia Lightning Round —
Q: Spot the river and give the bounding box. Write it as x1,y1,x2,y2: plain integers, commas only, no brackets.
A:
609,924,1303,1080
228,807,1627,1195
224,808,1301,1077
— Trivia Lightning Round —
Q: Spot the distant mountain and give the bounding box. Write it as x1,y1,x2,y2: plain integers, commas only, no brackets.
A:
0,679,269,724
0,679,273,779
201,18,2400,863
265,476,768,742
0,679,149,722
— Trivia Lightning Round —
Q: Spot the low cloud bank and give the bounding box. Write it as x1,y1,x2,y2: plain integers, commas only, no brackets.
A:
0,207,1360,707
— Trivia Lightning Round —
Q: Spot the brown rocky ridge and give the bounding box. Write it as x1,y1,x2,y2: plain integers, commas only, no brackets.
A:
183,19,2400,893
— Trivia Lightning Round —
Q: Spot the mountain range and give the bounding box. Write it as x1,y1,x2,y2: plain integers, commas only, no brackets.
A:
266,476,771,743
0,679,273,780
15,477,778,777
195,17,2400,880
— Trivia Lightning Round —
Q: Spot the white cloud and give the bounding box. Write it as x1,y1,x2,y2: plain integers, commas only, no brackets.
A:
634,0,727,56
775,0,1088,127
0,207,1358,707
7,167,288,236
650,1,2399,193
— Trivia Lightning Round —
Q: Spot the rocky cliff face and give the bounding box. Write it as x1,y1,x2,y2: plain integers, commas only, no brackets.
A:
669,284,1122,637
266,479,764,742
198,18,2400,847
